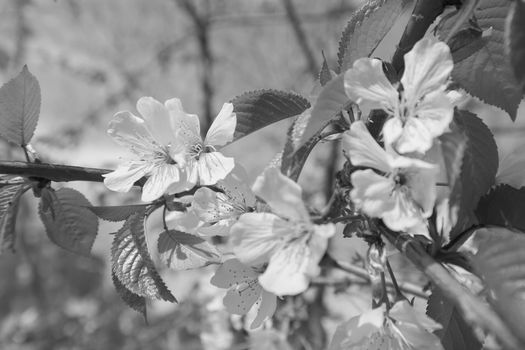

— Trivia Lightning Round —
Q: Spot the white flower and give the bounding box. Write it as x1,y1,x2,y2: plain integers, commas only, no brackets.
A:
211,259,277,329
103,97,189,202
192,165,256,236
329,301,444,350
231,167,334,296
170,99,236,186
345,38,455,154
343,121,438,236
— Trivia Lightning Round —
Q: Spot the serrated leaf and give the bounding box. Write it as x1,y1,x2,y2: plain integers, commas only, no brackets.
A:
0,184,29,254
448,0,523,120
157,230,221,270
230,89,310,141
472,227,525,343
112,270,147,320
111,211,176,302
281,110,311,176
39,187,99,256
506,0,525,92
0,65,41,145
88,204,148,222
338,0,411,71
476,185,525,231
450,110,498,238
426,288,482,350
301,74,347,145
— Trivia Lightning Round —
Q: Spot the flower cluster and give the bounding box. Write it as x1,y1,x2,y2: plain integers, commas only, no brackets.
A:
343,38,457,237
101,36,456,339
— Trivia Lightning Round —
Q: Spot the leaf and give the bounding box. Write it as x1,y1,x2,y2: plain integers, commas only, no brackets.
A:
319,51,333,86
230,89,310,141
449,0,523,120
450,110,498,238
39,187,99,256
0,65,41,145
506,0,525,92
112,270,147,320
300,74,347,145
0,184,29,254
426,288,483,350
476,185,525,231
111,210,176,302
439,130,468,192
157,230,221,270
281,110,312,176
338,0,411,71
471,227,525,343
88,204,148,222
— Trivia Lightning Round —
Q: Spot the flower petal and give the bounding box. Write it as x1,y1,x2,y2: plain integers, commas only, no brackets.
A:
350,169,396,218
401,38,453,105
231,213,285,266
141,163,181,202
407,166,438,217
136,97,173,145
343,121,391,173
205,103,236,147
211,259,258,288
107,111,157,155
252,167,309,222
223,282,261,316
193,187,235,222
195,152,235,185
390,301,442,332
381,190,427,233
165,98,202,145
250,289,277,329
197,220,233,236
103,162,151,193
416,90,453,138
328,307,385,350
216,165,256,207
344,58,398,117
389,116,434,154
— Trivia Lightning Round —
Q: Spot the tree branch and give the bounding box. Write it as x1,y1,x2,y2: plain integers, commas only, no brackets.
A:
391,0,448,73
382,228,524,350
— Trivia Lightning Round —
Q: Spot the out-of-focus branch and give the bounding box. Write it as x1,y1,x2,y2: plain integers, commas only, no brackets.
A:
381,228,524,350
176,0,214,132
281,0,318,77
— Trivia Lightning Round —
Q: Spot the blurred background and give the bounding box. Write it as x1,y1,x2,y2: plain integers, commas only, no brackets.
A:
0,0,523,349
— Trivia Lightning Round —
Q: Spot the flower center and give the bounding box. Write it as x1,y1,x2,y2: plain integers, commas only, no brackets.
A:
189,142,216,160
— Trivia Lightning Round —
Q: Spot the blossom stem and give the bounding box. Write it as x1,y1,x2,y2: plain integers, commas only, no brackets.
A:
329,259,428,299
386,259,407,303
380,226,524,350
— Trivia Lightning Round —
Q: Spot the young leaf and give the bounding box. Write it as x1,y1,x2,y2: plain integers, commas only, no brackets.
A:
319,52,334,86
476,185,525,231
448,0,523,120
230,89,310,141
426,288,483,350
111,210,176,302
39,187,99,256
157,230,221,270
0,183,29,254
300,74,347,145
472,227,525,343
88,204,149,222
0,65,41,145
281,110,311,175
338,0,411,71
112,270,147,320
506,0,525,92
449,110,498,238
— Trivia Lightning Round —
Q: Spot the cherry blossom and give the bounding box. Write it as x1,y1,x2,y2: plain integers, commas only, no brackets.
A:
211,258,277,329
192,166,256,236
170,99,236,186
231,167,334,296
103,97,190,202
345,38,455,154
343,121,438,236
329,301,443,350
